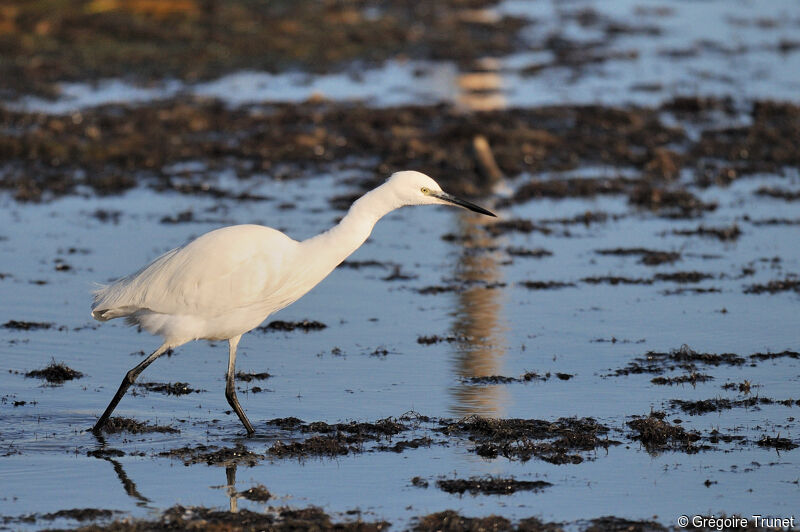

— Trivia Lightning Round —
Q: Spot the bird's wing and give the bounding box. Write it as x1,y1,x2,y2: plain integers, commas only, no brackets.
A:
93,225,299,319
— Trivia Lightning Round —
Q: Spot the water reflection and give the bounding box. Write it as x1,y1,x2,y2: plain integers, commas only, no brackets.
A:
456,58,506,112
448,32,509,416
449,213,508,417
226,465,240,513
89,432,244,512
454,9,507,112
89,433,151,507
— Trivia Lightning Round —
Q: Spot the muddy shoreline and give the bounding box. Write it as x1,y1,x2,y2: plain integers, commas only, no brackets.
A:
3,97,799,203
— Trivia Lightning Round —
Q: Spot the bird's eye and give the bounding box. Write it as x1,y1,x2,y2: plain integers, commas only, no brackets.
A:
420,187,430,194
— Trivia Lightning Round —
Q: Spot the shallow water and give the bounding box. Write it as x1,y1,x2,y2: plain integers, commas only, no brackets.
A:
2,0,800,529
1,165,799,528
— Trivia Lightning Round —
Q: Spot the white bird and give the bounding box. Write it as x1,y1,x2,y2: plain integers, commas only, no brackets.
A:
90,170,495,435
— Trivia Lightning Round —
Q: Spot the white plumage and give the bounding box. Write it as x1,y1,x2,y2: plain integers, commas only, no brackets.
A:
93,225,298,341
90,170,495,435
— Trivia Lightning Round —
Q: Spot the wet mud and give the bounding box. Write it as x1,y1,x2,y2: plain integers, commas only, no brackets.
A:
162,443,264,467
607,345,747,378
3,508,118,528
595,248,680,266
3,96,799,202
650,373,712,386
506,247,552,259
134,381,202,395
258,319,328,333
670,397,799,416
2,320,56,330
435,476,552,496
437,416,618,465
464,372,573,384
0,0,528,97
627,412,702,453
24,360,83,384
98,417,180,434
35,504,391,532
237,485,272,502
521,281,576,290
235,371,272,383
744,278,800,295
671,224,742,242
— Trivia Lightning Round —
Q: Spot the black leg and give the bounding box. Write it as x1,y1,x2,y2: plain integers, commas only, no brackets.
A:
92,343,170,433
226,335,255,435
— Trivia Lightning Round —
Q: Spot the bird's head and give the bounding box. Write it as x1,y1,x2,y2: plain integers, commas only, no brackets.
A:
385,170,496,217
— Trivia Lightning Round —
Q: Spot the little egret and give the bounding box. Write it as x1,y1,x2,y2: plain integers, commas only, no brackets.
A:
90,170,495,435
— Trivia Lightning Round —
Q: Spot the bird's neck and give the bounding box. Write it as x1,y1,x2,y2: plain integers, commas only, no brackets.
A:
299,183,400,274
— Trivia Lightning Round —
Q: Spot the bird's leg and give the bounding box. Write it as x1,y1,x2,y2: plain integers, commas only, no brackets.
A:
225,335,255,435
92,343,171,433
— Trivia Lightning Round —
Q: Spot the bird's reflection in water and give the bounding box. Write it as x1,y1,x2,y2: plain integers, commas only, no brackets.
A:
226,464,240,513
89,433,151,507
89,431,246,512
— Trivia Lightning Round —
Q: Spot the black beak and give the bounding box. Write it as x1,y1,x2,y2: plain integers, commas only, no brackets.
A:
433,191,496,217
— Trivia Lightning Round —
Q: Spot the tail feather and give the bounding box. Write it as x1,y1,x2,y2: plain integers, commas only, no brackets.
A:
91,282,138,322
91,307,138,321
